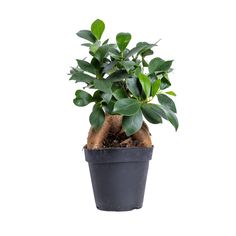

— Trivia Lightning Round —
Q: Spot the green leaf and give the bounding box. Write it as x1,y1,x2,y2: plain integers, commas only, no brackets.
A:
92,90,102,102
160,77,171,89
94,45,109,62
113,88,127,100
148,57,173,73
159,60,173,72
76,60,96,74
157,94,177,113
106,70,128,81
141,103,163,124
101,92,112,103
76,30,96,43
116,32,132,52
122,110,143,136
126,78,140,97
102,61,117,73
138,73,151,98
151,79,161,97
160,106,179,130
89,104,105,130
104,97,116,114
91,19,105,40
69,71,95,83
113,98,140,116
93,79,112,93
148,57,165,74
121,61,136,72
73,90,93,106
166,91,176,96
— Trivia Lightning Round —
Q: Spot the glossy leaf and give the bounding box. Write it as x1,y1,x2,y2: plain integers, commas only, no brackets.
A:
160,106,179,130
160,77,171,89
94,45,109,62
73,90,93,106
151,79,161,97
141,103,163,124
138,73,151,98
158,94,177,113
91,19,105,40
69,71,95,83
121,61,136,72
101,92,112,103
113,88,127,100
122,109,143,136
113,98,140,116
116,32,131,52
106,70,128,81
93,79,112,93
166,91,176,96
76,59,96,74
148,57,165,74
89,104,105,130
76,30,96,43
126,78,140,97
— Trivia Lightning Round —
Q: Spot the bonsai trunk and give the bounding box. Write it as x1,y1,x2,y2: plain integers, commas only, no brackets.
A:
87,114,152,149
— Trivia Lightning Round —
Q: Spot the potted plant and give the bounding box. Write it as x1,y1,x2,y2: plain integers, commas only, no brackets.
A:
69,19,178,211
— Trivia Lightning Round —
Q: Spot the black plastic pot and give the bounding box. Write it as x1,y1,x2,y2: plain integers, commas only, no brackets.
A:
84,147,153,211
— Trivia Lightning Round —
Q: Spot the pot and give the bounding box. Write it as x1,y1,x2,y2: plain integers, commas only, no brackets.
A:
84,146,153,211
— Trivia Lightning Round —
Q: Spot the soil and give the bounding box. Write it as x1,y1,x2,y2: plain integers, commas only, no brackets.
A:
102,130,141,148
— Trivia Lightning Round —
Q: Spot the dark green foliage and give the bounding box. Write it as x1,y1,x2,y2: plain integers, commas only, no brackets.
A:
69,19,178,136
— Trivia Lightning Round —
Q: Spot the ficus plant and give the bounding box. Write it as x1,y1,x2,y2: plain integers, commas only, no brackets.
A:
69,19,178,139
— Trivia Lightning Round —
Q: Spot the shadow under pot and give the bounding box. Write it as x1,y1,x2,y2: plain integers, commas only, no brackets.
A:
84,146,153,211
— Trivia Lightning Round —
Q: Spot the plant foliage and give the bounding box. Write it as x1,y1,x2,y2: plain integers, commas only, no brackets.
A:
69,19,178,136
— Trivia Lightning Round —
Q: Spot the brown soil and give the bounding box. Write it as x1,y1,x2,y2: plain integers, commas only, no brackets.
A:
87,114,152,149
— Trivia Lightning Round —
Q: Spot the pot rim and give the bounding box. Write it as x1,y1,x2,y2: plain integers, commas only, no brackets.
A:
84,146,154,164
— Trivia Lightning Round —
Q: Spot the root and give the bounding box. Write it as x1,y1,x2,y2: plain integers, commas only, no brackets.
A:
87,114,152,149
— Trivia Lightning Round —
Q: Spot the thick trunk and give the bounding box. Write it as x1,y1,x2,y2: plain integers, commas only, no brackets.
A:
87,114,152,149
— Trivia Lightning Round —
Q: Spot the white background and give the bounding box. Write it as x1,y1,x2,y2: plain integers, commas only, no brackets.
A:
0,0,236,235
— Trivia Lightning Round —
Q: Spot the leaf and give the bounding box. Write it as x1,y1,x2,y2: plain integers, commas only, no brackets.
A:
106,70,128,81
92,90,102,102
160,77,171,89
94,45,109,62
166,91,176,96
141,49,153,57
148,57,165,74
113,98,140,116
157,94,177,113
93,79,112,93
76,60,96,74
148,57,173,73
138,73,151,98
89,41,100,54
126,78,140,97
112,88,127,100
81,43,92,47
121,61,136,72
141,103,163,124
69,71,95,83
102,39,109,45
109,47,121,59
76,30,96,43
102,61,117,73
89,104,105,130
73,90,93,106
125,45,144,58
91,19,105,40
101,92,112,103
151,79,161,97
159,60,173,72
160,106,179,130
104,97,116,114
116,32,132,52
122,110,143,136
